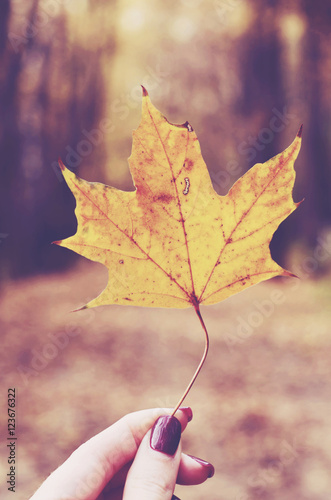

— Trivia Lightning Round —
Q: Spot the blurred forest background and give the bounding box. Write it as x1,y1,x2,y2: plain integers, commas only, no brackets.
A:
1,1,331,500
0,0,331,279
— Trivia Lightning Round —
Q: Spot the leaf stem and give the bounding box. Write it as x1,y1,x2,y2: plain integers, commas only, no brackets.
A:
171,305,209,417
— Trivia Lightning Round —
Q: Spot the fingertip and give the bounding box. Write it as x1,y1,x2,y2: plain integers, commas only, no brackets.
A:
177,453,215,485
178,406,193,422
124,415,182,499
150,416,182,455
171,407,193,433
187,454,215,478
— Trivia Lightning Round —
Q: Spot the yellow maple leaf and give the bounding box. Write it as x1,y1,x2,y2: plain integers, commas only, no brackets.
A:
55,88,302,312
54,88,302,413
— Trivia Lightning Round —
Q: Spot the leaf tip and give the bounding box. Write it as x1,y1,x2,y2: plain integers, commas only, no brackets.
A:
58,158,66,171
71,305,88,312
282,270,299,279
297,124,303,138
182,120,194,132
141,85,149,97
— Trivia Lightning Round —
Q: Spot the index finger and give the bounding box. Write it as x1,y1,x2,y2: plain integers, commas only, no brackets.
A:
30,407,192,500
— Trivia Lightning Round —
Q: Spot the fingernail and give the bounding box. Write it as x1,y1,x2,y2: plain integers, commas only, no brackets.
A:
150,416,181,455
179,406,193,422
188,454,215,478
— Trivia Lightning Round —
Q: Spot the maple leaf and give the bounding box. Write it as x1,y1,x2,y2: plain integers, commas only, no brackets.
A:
54,88,302,312
54,88,303,414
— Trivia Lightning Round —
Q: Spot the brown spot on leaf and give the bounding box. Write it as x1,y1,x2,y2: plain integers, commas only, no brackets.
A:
137,183,152,200
186,160,194,172
154,193,173,204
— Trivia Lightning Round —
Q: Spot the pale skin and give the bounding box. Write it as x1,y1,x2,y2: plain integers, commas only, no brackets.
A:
30,408,212,500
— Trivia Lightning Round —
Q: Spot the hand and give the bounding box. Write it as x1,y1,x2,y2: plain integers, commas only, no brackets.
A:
30,407,214,500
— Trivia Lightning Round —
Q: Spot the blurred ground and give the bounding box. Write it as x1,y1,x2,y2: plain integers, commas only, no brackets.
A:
1,260,331,500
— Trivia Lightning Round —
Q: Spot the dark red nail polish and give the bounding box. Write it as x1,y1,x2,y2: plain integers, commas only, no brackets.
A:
179,406,193,422
172,496,181,500
188,454,215,478
150,416,181,455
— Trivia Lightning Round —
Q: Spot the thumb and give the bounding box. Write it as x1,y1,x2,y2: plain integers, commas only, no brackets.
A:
123,415,182,500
